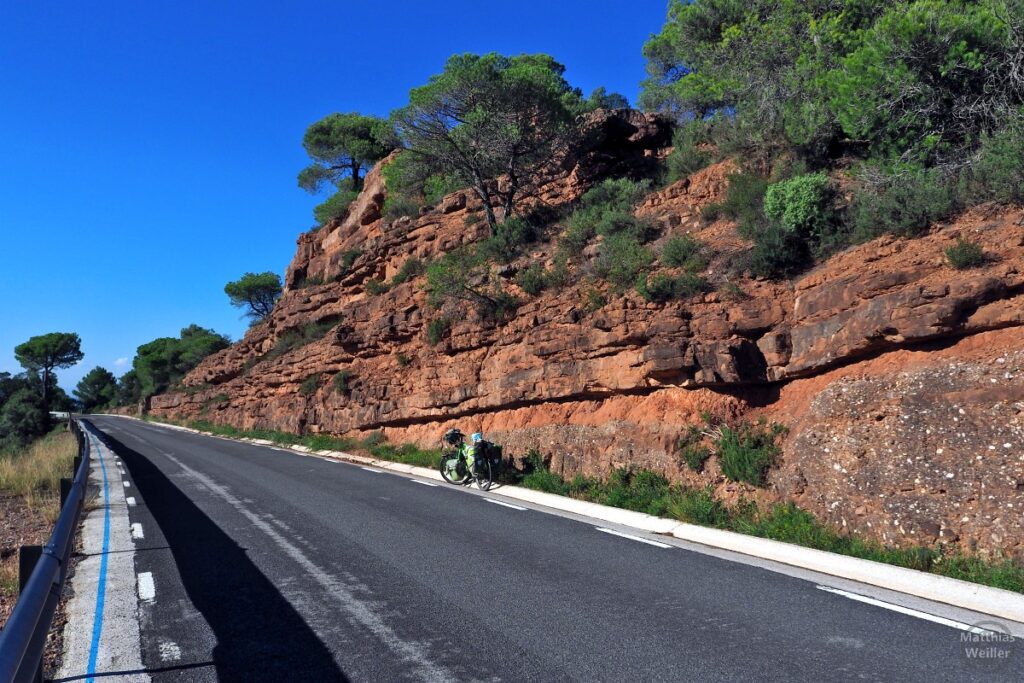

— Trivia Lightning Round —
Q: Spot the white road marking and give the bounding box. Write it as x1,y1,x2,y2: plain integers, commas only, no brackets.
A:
360,467,380,473
595,527,672,548
130,523,144,539
410,479,438,487
484,499,527,510
815,586,996,633
126,496,136,506
158,640,182,662
138,572,156,603
123,480,131,488
162,451,454,681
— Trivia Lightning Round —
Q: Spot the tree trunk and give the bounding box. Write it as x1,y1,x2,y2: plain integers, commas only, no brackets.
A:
471,173,499,234
351,162,363,190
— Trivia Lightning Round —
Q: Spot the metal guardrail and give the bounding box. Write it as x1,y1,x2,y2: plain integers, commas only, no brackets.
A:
0,419,90,683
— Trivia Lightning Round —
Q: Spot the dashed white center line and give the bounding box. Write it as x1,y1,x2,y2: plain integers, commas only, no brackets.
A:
410,479,439,487
595,527,672,548
158,640,182,662
125,497,136,506
815,585,995,633
484,499,527,510
130,523,145,539
137,572,156,603
123,480,131,488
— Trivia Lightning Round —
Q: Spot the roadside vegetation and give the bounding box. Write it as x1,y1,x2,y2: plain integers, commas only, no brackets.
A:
0,428,77,598
512,452,1024,594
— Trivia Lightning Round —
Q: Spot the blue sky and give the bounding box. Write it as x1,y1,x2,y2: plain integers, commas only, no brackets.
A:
0,1,668,392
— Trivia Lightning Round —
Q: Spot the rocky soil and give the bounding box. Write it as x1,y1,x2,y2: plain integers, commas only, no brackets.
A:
149,109,1024,558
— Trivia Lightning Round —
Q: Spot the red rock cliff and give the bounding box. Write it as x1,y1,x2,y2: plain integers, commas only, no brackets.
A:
150,110,1024,559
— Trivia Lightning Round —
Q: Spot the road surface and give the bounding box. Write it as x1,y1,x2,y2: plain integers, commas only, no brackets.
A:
63,415,1021,682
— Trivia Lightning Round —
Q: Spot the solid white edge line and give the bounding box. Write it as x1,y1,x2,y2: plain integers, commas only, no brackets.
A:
130,523,144,539
410,479,439,487
137,572,156,602
816,585,995,633
360,467,380,473
484,499,527,511
596,527,671,548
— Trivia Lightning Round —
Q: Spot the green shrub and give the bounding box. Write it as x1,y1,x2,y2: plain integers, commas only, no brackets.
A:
562,177,653,254
661,234,707,270
464,212,483,227
365,279,390,296
584,287,607,312
581,177,650,213
476,217,538,263
704,171,769,233
422,173,465,205
336,250,361,277
594,233,654,291
476,289,520,322
396,353,411,367
959,118,1024,205
313,188,358,225
383,194,422,221
717,421,787,487
516,264,548,296
390,257,425,286
678,426,712,472
945,239,985,270
740,222,811,279
666,130,713,182
265,320,337,361
848,169,955,241
636,272,708,302
332,370,353,396
763,172,833,239
299,374,321,396
426,317,451,346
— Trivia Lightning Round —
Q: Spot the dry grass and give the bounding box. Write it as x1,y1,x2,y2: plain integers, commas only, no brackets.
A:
0,430,76,523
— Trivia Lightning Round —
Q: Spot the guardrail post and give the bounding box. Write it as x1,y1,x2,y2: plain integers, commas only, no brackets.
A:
17,546,41,595
59,478,72,509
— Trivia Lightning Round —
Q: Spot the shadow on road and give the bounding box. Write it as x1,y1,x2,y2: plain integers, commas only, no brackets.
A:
99,432,348,682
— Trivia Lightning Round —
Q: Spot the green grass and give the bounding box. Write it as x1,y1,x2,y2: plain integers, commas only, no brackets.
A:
517,455,1024,594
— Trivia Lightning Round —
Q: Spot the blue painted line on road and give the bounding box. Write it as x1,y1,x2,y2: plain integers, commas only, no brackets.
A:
85,433,111,682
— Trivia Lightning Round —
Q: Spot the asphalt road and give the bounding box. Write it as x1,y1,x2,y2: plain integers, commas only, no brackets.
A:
81,416,1021,682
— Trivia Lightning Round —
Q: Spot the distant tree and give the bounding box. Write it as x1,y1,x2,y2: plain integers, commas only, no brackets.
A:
133,325,230,398
117,369,142,406
298,113,394,223
391,53,582,233
0,387,48,446
74,366,118,412
14,332,84,410
224,272,283,322
585,87,630,110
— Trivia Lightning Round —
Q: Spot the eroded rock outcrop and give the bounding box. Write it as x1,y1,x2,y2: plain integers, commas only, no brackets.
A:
150,110,1024,557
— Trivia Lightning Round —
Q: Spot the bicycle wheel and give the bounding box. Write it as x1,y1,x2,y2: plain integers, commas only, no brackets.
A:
473,457,493,491
439,451,468,485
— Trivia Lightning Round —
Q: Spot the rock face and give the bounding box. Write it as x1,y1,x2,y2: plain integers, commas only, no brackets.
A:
150,110,1024,558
